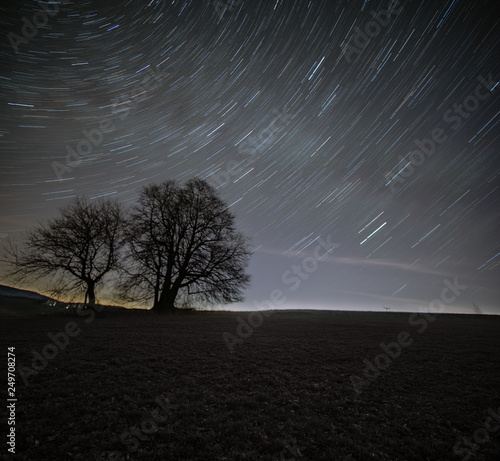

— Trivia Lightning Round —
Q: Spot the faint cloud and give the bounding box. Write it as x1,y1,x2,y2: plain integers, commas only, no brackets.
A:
325,256,457,277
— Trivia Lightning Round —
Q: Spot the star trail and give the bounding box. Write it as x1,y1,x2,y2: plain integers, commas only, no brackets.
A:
0,0,498,313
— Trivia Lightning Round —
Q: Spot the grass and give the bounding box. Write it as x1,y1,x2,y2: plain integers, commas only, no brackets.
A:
1,302,499,460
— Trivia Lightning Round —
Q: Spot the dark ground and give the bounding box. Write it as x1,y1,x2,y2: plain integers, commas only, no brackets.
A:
1,301,499,460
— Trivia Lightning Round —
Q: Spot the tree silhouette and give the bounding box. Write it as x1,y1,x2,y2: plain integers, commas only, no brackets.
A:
2,197,125,307
120,178,251,313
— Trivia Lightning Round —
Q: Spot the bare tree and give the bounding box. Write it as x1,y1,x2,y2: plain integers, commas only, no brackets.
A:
2,197,125,307
120,178,251,313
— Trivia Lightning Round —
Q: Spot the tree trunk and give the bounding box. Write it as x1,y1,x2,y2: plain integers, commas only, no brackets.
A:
86,282,96,308
152,285,178,313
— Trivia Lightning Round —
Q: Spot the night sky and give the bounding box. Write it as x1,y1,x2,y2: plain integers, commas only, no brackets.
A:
0,0,498,314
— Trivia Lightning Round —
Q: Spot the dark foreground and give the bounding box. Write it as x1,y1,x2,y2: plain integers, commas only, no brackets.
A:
1,305,499,460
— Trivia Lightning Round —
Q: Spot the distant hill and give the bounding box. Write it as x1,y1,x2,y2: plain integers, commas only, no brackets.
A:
0,284,53,302
0,285,63,316
0,284,134,316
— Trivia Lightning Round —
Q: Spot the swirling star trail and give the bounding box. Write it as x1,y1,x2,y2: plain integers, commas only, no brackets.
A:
1,0,498,313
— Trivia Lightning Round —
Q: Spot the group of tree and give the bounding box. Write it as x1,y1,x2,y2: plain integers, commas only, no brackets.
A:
2,178,251,313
